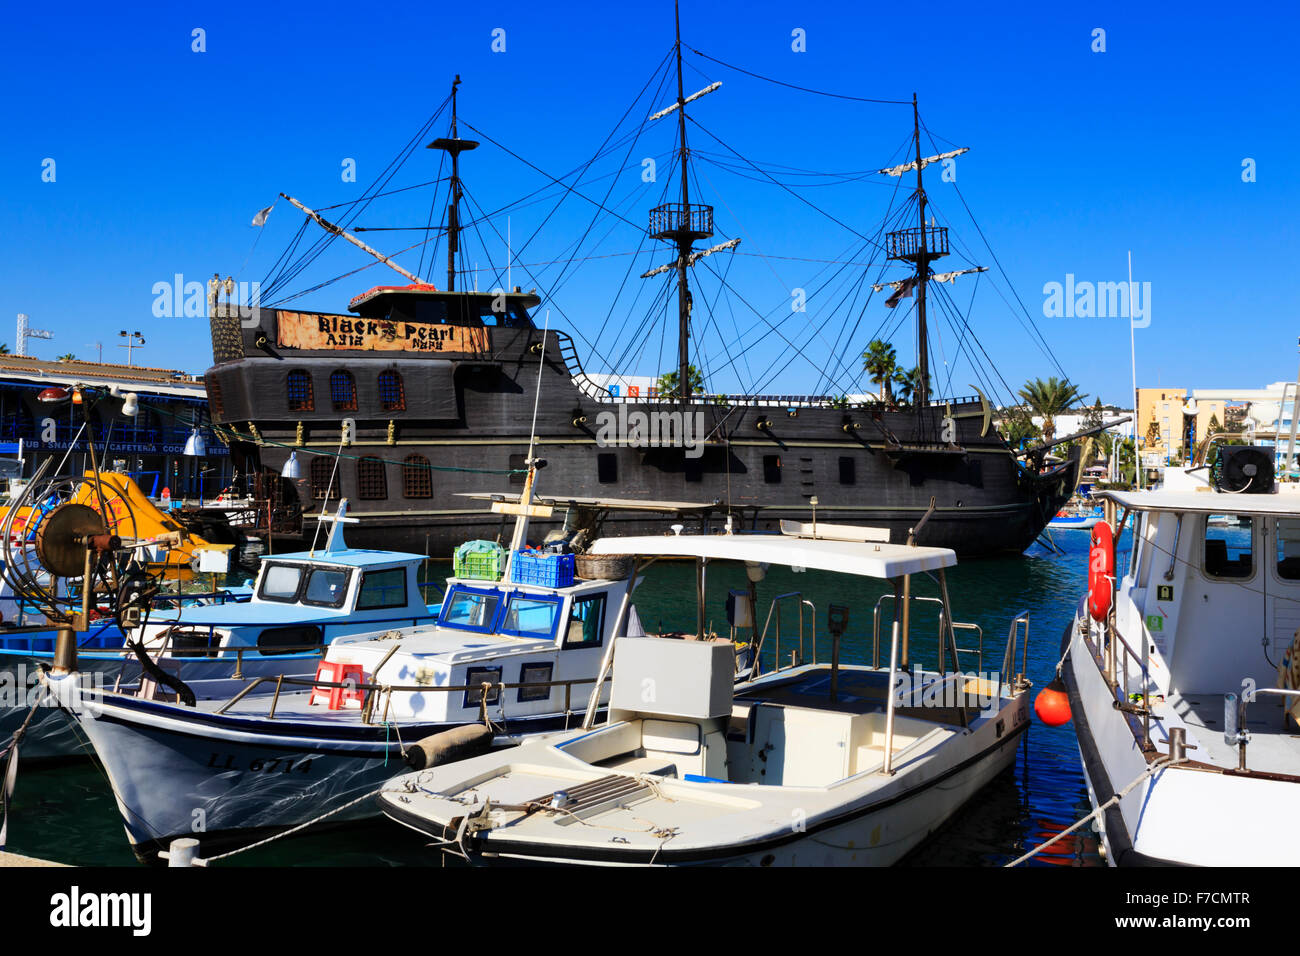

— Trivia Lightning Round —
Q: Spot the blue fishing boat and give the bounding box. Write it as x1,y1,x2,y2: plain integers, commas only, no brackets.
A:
0,502,439,760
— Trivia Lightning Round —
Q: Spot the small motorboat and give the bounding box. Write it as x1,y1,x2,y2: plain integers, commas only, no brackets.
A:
378,525,1033,866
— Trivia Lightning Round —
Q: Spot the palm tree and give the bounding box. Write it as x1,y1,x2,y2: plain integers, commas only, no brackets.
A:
861,339,898,404
1017,376,1085,443
893,366,923,407
655,364,704,400
56,352,77,362
0,343,9,354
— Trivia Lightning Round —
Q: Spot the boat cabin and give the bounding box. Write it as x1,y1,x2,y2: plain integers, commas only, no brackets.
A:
137,541,435,658
322,571,635,726
347,284,540,329
1107,489,1300,698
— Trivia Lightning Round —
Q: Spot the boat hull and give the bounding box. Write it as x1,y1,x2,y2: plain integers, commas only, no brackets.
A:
382,694,1029,866
65,688,596,862
1064,616,1300,866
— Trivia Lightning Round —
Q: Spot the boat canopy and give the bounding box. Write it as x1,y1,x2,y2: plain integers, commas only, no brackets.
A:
588,533,956,579
1096,490,1300,516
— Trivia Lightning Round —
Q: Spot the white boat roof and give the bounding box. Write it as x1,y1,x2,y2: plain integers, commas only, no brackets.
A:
1097,489,1300,516
588,533,955,578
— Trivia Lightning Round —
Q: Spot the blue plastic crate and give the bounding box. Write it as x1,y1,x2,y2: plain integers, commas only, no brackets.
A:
511,550,575,588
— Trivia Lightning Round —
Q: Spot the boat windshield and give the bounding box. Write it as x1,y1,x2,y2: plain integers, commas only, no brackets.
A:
257,562,353,607
438,586,503,632
500,594,561,639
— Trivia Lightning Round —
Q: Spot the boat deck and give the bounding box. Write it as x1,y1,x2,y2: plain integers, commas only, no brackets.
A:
1164,690,1300,776
737,665,989,727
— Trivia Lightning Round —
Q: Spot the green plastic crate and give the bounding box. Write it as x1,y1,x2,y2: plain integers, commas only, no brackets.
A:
453,540,505,581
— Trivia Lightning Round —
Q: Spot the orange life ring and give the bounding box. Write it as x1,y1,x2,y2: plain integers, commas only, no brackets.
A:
1088,521,1114,621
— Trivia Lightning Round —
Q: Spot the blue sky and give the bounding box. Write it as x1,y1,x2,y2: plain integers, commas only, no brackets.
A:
2,1,1296,407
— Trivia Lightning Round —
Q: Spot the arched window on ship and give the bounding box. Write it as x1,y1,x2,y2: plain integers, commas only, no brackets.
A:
357,456,387,500
402,454,432,499
287,370,314,411
310,456,339,501
378,370,405,411
330,370,357,411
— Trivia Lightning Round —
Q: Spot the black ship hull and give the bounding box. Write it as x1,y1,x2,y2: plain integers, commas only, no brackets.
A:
205,302,1077,559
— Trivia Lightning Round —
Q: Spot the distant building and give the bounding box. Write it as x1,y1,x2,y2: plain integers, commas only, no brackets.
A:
0,355,231,499
1136,387,1229,463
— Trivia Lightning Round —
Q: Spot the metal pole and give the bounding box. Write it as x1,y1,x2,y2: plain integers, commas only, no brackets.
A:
883,579,902,775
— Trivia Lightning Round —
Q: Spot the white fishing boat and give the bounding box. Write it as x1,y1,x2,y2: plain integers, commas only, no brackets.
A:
378,526,1033,866
1060,440,1300,865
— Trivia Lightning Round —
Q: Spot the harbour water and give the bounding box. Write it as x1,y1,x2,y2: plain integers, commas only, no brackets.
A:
4,529,1118,867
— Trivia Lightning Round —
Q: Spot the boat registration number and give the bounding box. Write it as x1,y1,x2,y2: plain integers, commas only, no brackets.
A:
205,753,315,775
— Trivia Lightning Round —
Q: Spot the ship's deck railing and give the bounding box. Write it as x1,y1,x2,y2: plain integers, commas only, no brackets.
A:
753,592,816,673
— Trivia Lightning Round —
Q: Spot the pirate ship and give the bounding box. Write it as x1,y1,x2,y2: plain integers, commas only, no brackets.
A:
203,11,1082,557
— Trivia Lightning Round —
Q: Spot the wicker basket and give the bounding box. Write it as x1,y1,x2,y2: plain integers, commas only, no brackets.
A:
575,553,634,581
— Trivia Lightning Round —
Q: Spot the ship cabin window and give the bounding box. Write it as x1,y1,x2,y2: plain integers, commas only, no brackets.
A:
476,302,533,329
565,593,606,649
1277,518,1300,580
330,370,357,411
509,453,526,485
439,586,503,632
357,457,388,500
500,594,562,640
517,662,554,703
838,456,856,485
1204,514,1253,579
378,370,406,411
256,625,324,655
310,456,339,500
763,455,782,484
597,453,617,484
402,455,433,499
463,666,501,707
356,568,408,610
259,563,305,602
287,370,314,411
302,567,352,608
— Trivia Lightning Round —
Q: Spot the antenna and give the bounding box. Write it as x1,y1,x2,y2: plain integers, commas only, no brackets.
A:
15,314,53,357
85,341,103,363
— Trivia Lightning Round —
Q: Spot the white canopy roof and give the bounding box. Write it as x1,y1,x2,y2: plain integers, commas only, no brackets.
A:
588,533,956,579
1098,489,1300,516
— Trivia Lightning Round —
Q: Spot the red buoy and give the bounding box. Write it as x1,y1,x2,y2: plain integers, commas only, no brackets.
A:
1088,521,1114,622
1035,677,1072,726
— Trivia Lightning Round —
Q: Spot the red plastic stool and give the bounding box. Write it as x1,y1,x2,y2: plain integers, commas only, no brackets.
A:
309,661,366,710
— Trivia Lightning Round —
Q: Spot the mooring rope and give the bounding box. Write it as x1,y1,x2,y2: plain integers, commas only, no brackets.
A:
1004,756,1179,867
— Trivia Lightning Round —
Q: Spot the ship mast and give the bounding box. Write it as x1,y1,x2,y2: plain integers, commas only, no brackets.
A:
880,98,970,413
427,75,478,292
912,95,931,409
646,1,718,404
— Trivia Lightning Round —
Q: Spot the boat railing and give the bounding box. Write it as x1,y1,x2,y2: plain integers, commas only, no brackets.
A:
113,641,330,690
999,612,1031,695
950,621,984,674
754,592,816,672
872,593,940,668
214,671,609,726
1089,609,1153,749
1225,685,1300,771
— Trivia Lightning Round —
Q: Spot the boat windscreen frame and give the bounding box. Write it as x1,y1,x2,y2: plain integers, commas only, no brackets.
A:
437,584,507,633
